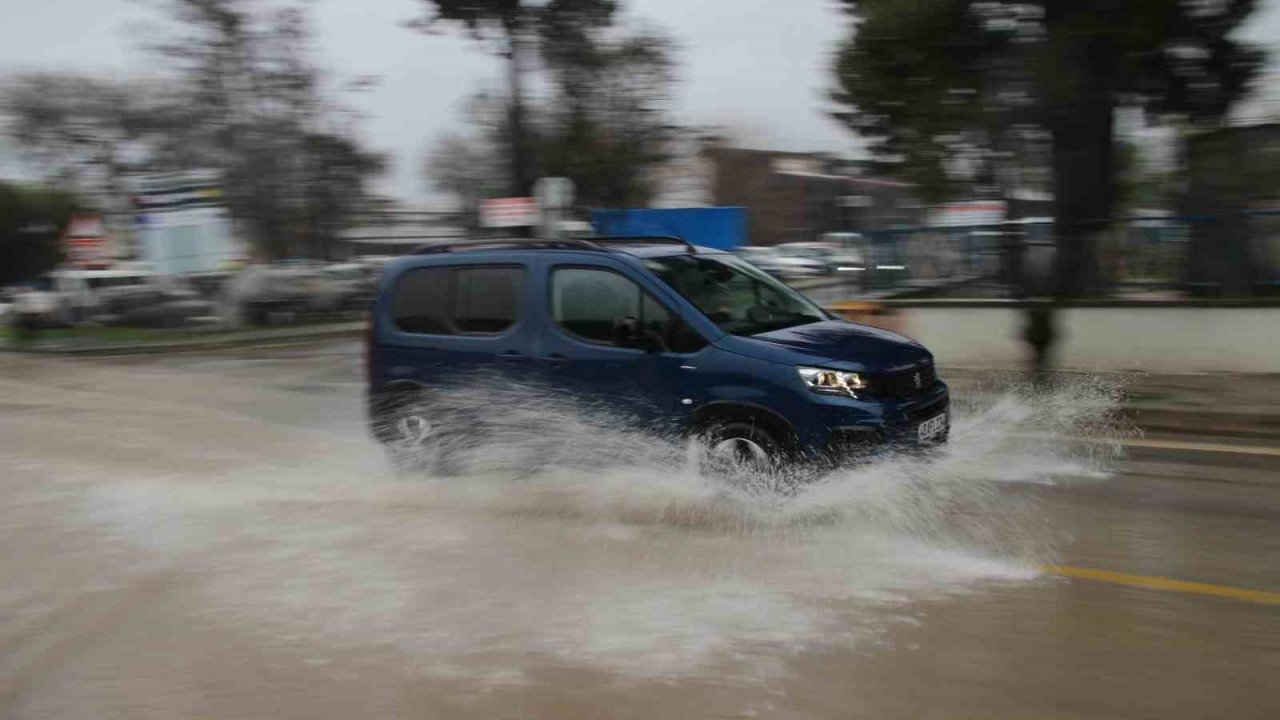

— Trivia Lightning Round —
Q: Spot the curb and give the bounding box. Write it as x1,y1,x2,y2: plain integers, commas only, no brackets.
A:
1123,406,1280,441
1,324,365,357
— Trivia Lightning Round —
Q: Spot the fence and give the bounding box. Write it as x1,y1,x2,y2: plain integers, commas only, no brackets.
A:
806,210,1280,300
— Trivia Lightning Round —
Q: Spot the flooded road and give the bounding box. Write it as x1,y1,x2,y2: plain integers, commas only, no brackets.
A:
1,341,1277,719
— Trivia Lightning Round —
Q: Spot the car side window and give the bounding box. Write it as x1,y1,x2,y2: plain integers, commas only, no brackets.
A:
454,266,521,334
392,267,452,334
641,291,707,354
392,265,523,336
551,267,706,352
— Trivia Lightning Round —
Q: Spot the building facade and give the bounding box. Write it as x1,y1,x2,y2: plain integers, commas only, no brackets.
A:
707,148,922,246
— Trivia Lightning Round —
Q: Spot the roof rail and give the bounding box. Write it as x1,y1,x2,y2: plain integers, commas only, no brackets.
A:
410,238,603,255
592,235,698,254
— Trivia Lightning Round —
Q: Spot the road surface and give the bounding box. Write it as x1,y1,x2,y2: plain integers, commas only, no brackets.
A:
1,341,1277,719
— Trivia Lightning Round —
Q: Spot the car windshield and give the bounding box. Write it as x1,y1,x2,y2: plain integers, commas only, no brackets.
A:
645,254,828,336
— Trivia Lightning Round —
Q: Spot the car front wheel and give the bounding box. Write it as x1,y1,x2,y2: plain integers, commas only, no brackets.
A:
699,420,788,487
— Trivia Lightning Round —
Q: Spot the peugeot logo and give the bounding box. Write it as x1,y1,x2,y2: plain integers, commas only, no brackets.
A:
913,372,922,389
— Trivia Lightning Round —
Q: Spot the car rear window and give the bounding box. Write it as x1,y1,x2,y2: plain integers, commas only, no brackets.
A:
391,265,522,336
454,266,521,334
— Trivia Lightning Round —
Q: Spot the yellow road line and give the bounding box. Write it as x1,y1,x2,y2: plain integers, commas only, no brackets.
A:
1070,435,1280,457
1043,564,1280,606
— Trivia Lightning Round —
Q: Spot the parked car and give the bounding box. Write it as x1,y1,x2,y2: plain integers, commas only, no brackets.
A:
9,278,64,331
366,237,949,475
320,262,377,312
229,263,334,324
818,234,869,274
775,241,872,278
93,282,215,328
47,266,161,323
735,245,827,279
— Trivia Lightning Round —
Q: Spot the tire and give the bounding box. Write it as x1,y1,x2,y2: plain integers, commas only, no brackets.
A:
378,395,442,475
698,420,789,491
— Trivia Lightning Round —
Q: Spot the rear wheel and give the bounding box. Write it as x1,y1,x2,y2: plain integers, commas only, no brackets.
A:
379,396,443,475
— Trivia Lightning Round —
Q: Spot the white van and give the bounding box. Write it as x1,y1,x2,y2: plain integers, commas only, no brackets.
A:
49,266,159,321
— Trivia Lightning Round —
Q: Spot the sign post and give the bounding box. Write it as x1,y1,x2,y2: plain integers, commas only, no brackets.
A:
534,177,575,240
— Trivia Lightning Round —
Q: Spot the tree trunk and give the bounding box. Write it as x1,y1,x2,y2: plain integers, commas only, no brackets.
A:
1051,129,1113,297
1045,16,1117,299
505,29,534,198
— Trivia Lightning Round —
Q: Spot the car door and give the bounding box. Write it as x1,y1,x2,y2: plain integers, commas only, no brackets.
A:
539,261,705,433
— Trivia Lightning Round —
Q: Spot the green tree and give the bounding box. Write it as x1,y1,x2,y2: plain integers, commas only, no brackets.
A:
539,25,679,208
411,0,619,196
148,0,386,259
832,0,1267,296
0,182,82,283
1,1,387,261
0,74,172,205
427,126,509,227
425,16,681,215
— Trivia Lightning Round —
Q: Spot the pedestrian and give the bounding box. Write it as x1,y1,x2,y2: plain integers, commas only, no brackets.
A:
1023,303,1056,387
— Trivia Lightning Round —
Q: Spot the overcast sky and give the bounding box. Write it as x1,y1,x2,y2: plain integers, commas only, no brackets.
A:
2,0,1278,204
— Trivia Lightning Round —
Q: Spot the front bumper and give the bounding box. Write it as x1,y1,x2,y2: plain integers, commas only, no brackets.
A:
812,381,950,459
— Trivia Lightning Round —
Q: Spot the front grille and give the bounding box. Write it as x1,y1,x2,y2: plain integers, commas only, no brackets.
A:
879,361,936,399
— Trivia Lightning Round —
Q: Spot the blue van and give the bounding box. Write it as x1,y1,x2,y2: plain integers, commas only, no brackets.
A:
366,238,948,470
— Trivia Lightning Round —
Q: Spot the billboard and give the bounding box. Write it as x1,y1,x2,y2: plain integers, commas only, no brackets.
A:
130,170,244,274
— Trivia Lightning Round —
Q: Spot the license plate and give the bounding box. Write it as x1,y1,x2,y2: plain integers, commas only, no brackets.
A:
917,413,947,441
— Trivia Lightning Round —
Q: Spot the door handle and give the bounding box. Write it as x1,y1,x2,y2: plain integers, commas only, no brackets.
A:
541,353,568,365
498,350,526,361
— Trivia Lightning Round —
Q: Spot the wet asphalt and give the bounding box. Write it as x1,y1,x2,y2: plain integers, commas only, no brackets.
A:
1,341,1277,719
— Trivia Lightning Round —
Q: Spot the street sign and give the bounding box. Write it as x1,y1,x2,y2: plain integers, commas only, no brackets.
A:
62,215,112,268
480,197,540,228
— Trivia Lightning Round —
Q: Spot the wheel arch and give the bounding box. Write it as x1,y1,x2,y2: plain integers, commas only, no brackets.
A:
691,400,800,452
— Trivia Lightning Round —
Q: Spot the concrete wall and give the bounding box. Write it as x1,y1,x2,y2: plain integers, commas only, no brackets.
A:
894,306,1280,373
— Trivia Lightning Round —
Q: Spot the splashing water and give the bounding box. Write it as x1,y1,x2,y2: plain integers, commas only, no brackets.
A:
1,373,1131,704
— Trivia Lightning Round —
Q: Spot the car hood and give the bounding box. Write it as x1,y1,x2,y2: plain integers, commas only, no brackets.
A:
714,320,931,372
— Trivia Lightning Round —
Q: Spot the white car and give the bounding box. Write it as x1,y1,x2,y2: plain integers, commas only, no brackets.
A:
48,266,160,322
11,288,62,329
735,246,826,279
773,242,840,275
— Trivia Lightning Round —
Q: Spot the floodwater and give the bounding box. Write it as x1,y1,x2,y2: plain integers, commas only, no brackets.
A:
1,343,1276,719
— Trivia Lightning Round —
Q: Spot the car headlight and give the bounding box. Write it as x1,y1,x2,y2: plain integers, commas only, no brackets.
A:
797,366,868,398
